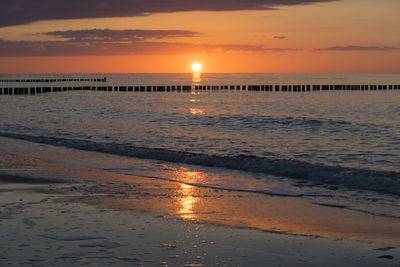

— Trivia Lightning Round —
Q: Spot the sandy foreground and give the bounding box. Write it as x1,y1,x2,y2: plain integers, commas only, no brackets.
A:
1,180,398,267
0,137,400,266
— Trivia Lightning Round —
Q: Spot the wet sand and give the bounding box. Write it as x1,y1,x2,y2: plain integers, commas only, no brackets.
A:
0,137,400,266
1,181,399,267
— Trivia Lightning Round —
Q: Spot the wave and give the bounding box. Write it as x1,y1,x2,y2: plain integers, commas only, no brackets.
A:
194,114,392,132
1,132,400,195
108,172,329,198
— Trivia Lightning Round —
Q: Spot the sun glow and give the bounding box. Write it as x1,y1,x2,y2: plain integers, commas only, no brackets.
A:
192,63,202,72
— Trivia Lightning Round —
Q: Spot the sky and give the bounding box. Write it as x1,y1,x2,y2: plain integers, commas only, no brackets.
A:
0,0,399,73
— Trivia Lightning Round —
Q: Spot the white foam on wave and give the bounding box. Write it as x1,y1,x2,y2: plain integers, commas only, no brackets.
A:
1,132,400,195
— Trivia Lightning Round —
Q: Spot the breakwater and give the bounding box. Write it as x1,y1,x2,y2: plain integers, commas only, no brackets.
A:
0,77,107,83
0,84,399,95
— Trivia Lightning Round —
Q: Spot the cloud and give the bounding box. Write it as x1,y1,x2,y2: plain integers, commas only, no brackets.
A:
0,0,336,27
273,36,288,39
0,29,300,57
42,29,200,41
317,45,398,51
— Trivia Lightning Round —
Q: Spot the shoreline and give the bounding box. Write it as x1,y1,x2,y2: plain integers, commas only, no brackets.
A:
1,137,400,265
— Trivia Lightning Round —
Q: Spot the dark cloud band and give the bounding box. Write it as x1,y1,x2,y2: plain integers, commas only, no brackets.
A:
317,46,398,51
42,29,199,41
0,36,299,57
0,0,336,27
273,36,288,39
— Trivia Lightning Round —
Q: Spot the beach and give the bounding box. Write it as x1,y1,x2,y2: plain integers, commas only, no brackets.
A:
1,73,400,266
1,136,399,266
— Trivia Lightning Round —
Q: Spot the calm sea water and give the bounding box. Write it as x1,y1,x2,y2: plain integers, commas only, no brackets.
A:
1,73,400,218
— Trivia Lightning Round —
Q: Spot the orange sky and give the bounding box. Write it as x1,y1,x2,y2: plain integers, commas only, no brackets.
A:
0,0,399,73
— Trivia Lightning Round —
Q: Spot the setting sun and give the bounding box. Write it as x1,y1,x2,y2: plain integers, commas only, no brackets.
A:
192,63,202,72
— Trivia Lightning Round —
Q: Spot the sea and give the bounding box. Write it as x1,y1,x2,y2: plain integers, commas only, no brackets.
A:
1,73,400,219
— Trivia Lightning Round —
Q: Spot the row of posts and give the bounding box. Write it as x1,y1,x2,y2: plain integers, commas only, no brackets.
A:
0,84,399,95
0,85,190,95
0,77,107,83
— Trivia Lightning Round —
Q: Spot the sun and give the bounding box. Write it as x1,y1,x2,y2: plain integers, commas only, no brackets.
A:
192,63,202,72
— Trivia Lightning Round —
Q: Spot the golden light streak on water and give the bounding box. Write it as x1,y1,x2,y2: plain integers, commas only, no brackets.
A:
174,168,206,220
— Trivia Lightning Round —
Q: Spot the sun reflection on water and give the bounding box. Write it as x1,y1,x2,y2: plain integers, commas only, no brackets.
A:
192,72,201,84
190,108,205,115
178,183,197,220
175,168,205,220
